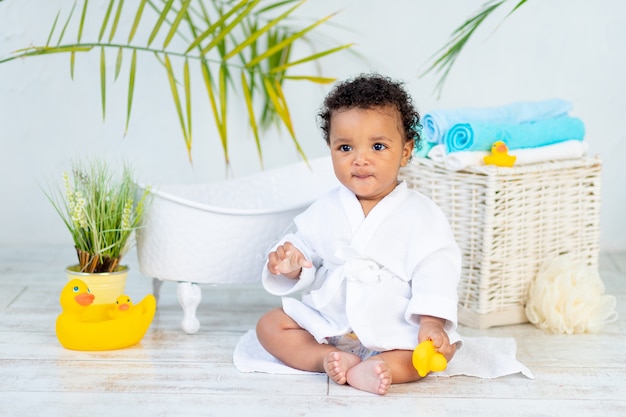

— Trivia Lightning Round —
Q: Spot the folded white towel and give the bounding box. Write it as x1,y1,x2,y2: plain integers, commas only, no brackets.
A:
426,140,588,171
233,329,534,379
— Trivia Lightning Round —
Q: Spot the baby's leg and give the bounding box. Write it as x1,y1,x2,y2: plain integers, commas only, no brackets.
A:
256,308,336,372
323,351,362,385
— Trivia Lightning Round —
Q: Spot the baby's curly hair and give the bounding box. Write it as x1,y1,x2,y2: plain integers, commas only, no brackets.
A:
317,73,422,149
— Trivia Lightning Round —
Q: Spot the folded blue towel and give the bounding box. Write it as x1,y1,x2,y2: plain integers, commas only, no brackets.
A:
423,99,573,144
444,115,586,153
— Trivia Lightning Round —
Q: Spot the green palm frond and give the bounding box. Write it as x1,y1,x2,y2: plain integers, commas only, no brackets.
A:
420,0,528,97
0,0,352,165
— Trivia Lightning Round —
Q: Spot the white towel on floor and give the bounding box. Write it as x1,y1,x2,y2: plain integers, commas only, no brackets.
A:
233,329,534,379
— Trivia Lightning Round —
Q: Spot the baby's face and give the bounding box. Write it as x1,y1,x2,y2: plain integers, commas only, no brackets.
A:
328,105,413,212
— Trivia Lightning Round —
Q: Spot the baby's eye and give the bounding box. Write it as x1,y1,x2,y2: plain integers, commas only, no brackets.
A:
373,143,386,151
339,144,352,152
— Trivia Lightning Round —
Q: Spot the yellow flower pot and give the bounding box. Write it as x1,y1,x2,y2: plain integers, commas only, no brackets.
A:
65,265,129,305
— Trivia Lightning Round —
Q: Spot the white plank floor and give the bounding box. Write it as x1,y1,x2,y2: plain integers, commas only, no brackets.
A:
1,245,625,417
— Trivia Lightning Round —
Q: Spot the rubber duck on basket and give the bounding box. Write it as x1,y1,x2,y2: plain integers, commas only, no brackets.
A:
483,140,517,167
412,340,448,377
56,279,156,351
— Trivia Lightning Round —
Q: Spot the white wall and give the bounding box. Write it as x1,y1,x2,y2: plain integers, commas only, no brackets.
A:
1,0,625,250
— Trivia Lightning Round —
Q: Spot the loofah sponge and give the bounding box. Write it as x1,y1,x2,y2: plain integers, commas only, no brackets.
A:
525,256,618,334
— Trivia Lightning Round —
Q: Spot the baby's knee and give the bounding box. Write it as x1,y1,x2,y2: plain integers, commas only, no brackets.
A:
256,308,288,339
256,309,275,336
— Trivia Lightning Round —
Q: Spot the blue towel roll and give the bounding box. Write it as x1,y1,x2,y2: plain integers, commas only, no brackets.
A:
444,115,586,153
423,99,573,144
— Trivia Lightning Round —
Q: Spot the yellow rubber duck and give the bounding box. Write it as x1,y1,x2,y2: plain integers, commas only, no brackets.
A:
483,141,517,167
412,340,448,377
56,279,156,351
108,295,134,319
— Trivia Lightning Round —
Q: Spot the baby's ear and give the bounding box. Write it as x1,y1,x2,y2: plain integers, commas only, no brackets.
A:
401,139,414,165
406,137,415,152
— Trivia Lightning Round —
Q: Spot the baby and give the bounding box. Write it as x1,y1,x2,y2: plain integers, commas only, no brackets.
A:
256,73,461,395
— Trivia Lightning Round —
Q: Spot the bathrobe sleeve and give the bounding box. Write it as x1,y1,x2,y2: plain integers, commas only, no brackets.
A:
260,190,340,297
402,192,461,341
261,232,319,296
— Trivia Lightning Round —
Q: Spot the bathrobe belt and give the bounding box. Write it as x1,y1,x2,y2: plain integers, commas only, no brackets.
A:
309,255,399,309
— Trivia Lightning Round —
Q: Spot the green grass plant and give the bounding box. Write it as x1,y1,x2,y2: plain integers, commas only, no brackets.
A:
45,159,150,273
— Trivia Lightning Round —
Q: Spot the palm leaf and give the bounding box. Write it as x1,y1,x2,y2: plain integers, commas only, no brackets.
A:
57,1,77,47
9,45,93,58
263,78,306,162
164,54,191,160
147,0,174,47
183,58,192,148
109,0,125,42
185,0,250,53
128,0,148,43
218,64,229,163
223,0,303,60
200,59,228,162
421,0,528,96
163,0,192,49
46,11,61,47
125,49,137,135
115,47,123,80
71,0,89,78
241,71,263,165
1,0,355,166
270,43,353,73
100,47,107,120
282,75,335,83
199,0,260,56
98,0,116,42
246,11,337,68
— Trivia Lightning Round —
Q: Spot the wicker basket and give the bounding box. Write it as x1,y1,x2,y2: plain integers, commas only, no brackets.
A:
399,157,602,329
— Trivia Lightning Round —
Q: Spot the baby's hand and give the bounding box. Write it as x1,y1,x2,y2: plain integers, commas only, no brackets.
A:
267,242,312,279
418,315,457,362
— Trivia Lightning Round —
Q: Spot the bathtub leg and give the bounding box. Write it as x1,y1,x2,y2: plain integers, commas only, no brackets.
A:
177,281,201,334
152,278,164,304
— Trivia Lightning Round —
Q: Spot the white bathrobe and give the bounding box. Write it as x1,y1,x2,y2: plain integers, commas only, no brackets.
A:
262,181,462,352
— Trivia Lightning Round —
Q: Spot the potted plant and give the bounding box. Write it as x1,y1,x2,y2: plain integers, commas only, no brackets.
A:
45,158,150,304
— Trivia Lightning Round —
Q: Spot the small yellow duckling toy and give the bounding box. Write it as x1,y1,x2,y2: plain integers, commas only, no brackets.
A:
56,279,156,351
483,140,517,167
108,295,134,319
412,340,448,377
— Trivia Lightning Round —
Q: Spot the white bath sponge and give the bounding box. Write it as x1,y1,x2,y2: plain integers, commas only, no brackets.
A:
525,256,618,334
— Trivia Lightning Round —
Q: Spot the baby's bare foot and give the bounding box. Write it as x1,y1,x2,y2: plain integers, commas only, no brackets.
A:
323,351,361,385
346,359,392,395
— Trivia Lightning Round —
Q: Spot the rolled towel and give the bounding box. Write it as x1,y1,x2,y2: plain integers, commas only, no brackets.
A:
423,99,573,144
441,140,588,171
444,115,585,153
413,140,435,158
427,144,447,162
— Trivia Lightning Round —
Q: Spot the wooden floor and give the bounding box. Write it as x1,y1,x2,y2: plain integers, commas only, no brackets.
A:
1,245,625,416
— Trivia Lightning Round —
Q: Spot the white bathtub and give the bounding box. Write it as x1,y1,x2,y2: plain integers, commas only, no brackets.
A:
137,156,338,333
